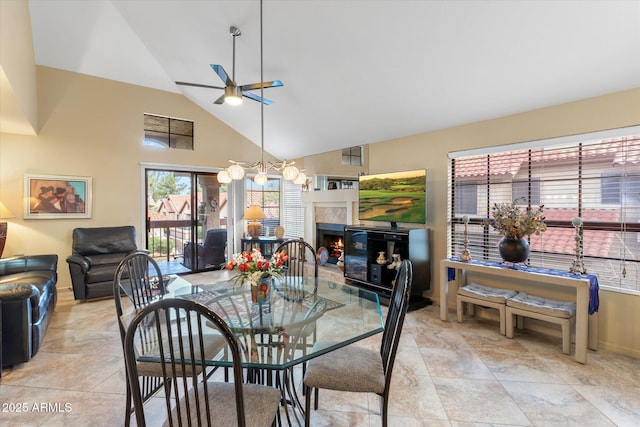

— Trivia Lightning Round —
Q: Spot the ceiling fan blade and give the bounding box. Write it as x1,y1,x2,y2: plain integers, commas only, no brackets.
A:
175,81,225,90
210,64,233,86
242,91,274,105
239,80,284,91
213,94,226,105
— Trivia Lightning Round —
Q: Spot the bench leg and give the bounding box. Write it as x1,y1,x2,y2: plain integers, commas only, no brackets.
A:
498,306,506,336
561,320,570,355
505,309,514,339
456,298,464,323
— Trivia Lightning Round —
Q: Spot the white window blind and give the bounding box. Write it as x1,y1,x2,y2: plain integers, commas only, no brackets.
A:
449,131,640,293
282,180,304,240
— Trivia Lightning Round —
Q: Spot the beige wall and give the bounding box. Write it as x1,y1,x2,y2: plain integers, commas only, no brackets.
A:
0,0,38,134
304,88,640,357
0,66,266,286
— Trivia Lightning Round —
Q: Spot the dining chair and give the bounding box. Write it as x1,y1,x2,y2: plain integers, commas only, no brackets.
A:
123,298,281,427
113,252,226,426
303,260,413,427
273,238,319,377
113,251,166,427
274,238,318,285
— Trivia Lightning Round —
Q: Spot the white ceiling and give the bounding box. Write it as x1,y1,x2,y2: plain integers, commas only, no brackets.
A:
28,0,640,160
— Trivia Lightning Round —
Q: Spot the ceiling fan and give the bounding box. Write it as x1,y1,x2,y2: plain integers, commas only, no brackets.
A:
175,26,283,105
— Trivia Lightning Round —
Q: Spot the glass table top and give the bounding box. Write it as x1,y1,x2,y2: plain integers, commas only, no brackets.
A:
132,276,383,370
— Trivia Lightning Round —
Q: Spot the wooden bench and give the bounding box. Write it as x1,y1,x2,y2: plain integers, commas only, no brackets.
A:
456,283,518,335
505,292,576,355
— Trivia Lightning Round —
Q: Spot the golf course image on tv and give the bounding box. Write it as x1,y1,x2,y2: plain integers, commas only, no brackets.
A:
358,169,426,224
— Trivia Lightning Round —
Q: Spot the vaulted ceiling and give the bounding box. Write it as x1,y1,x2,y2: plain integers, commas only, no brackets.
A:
25,0,640,159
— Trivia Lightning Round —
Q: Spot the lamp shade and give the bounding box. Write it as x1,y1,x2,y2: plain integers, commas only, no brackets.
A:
217,170,232,184
0,201,15,219
243,204,266,220
228,164,245,180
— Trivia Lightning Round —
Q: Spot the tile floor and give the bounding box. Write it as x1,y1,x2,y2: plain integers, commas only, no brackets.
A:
1,268,639,426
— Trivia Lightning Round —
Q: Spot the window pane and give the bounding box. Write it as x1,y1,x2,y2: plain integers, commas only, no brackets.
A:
144,114,193,150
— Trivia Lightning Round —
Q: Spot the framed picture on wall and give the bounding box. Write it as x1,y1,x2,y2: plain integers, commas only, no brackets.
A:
24,173,92,219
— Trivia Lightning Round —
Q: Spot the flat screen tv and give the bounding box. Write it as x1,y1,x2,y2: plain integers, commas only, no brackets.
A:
358,169,426,225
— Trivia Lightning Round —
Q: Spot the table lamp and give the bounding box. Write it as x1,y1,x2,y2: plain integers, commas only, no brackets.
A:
243,205,266,239
0,200,15,258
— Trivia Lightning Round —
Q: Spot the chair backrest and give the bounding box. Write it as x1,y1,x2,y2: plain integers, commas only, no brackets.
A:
380,260,412,389
202,229,227,248
274,238,318,279
123,298,245,427
113,252,165,341
72,225,137,256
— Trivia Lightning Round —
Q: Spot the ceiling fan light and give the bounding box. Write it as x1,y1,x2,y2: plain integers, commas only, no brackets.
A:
228,163,245,180
217,169,232,184
282,164,299,181
254,172,268,186
293,171,307,185
224,86,243,105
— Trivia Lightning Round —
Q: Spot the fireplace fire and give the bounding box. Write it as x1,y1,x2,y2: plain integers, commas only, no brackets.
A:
316,223,345,264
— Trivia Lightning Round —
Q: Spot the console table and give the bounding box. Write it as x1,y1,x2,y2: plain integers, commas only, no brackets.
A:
440,258,599,364
241,237,284,258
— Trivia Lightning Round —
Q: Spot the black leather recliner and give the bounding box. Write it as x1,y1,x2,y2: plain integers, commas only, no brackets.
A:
0,255,58,370
66,226,139,300
183,229,227,270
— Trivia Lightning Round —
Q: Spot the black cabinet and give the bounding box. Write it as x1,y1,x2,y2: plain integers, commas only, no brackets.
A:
344,226,431,310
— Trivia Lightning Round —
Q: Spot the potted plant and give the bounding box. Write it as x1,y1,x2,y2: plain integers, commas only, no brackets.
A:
223,248,288,303
490,198,546,263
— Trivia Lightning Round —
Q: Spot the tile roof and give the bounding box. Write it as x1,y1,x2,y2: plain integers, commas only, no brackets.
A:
530,208,620,257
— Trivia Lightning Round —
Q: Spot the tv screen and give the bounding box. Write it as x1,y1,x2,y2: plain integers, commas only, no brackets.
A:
358,169,426,225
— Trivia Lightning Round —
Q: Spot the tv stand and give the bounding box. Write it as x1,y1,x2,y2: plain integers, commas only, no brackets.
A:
343,226,432,311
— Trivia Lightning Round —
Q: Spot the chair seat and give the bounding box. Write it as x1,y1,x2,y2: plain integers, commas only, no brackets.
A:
163,382,281,427
304,340,385,394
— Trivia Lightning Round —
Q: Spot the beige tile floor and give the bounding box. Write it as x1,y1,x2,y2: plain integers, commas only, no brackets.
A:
1,268,639,427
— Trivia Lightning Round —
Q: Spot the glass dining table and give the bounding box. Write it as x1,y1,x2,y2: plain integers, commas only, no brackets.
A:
143,275,384,425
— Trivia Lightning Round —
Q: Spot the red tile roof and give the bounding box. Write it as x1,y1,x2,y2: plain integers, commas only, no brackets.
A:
530,208,620,257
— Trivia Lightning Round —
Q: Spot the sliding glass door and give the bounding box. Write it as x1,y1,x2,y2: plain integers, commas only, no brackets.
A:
145,168,227,273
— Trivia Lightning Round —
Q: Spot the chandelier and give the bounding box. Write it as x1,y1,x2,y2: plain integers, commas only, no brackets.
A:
217,0,306,187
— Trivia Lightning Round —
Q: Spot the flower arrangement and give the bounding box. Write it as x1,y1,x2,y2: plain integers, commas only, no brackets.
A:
224,247,289,286
490,198,547,239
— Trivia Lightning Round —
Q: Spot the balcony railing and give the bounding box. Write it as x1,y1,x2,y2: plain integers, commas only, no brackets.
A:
147,219,192,263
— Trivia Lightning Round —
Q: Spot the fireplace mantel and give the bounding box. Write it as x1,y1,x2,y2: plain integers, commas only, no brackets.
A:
301,189,358,246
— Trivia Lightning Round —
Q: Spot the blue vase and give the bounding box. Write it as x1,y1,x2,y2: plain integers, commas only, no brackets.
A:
498,237,530,263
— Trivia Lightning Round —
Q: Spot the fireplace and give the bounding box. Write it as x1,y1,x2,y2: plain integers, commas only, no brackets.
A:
316,223,345,264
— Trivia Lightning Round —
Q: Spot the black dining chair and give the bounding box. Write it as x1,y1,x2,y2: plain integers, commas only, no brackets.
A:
123,298,281,427
113,252,226,426
113,251,166,427
303,260,413,427
274,238,318,285
273,238,319,377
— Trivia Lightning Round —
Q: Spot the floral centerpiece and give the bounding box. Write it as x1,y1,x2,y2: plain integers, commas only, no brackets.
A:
223,248,288,303
490,198,546,263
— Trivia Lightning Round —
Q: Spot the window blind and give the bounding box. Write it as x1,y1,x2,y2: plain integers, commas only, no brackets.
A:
449,132,640,293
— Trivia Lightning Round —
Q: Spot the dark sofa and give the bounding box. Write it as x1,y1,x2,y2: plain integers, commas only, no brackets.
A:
0,255,58,370
66,226,139,300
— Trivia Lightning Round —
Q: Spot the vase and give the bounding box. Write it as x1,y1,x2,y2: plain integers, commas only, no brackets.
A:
376,251,387,265
251,276,272,304
498,237,530,263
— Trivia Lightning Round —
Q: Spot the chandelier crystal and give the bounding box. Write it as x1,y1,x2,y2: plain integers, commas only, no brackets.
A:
217,0,303,186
